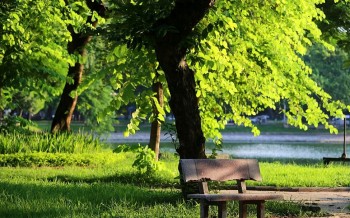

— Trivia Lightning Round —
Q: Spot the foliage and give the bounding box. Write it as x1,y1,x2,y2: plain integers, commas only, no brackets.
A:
10,87,47,116
132,145,161,174
78,78,115,133
106,0,347,150
107,0,174,49
104,44,171,137
0,115,38,134
0,0,73,111
0,0,108,132
187,0,345,141
100,1,177,136
0,132,103,154
318,0,350,54
1,0,349,158
75,37,116,133
305,44,350,105
114,144,161,174
311,0,350,106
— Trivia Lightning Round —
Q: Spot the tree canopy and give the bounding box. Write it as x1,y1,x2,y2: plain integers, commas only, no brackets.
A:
189,0,347,139
108,0,346,150
0,0,72,115
1,0,349,158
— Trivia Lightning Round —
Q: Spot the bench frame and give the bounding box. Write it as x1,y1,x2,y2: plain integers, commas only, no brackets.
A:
180,159,283,218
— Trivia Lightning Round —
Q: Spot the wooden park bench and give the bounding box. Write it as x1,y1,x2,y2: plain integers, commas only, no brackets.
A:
180,159,283,218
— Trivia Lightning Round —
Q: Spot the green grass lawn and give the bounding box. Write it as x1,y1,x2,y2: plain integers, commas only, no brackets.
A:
1,151,349,217
1,123,349,217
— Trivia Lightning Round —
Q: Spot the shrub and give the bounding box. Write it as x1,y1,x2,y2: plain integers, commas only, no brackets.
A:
0,132,104,154
0,152,121,167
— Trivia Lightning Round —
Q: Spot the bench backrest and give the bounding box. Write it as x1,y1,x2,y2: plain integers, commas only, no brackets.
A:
180,159,262,183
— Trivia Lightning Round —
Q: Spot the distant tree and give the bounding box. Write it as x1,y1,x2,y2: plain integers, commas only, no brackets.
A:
304,0,350,107
11,87,46,119
77,77,115,133
75,36,118,133
318,0,350,53
305,45,350,105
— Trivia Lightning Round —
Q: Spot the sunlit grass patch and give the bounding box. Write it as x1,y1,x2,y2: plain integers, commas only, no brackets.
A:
258,162,350,187
0,132,104,154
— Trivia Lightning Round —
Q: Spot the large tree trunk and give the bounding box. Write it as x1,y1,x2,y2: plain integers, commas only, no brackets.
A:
51,1,105,133
149,81,163,161
154,0,215,159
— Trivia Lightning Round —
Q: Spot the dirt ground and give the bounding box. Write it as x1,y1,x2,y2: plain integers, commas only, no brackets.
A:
261,190,350,217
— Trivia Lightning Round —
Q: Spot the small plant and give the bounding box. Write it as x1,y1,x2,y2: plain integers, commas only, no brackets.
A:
209,137,223,159
132,145,159,174
113,144,132,153
113,144,161,174
163,122,180,153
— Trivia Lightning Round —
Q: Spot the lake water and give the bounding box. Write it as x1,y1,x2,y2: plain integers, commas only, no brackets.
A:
161,142,349,163
223,143,346,161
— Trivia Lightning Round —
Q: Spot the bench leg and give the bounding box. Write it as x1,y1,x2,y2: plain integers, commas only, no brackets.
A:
200,200,209,218
257,201,265,218
218,201,227,218
239,202,247,218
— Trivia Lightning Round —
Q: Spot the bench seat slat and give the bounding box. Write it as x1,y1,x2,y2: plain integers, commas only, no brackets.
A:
187,193,284,202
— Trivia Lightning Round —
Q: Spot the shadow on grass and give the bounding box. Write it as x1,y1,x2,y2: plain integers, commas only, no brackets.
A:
0,179,327,218
47,171,181,189
0,180,182,217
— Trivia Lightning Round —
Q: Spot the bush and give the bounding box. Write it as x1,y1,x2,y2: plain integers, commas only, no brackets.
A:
0,132,105,154
0,152,121,167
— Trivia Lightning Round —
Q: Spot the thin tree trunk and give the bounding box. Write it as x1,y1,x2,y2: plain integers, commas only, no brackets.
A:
51,49,85,133
149,81,163,161
154,0,215,159
51,1,105,133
